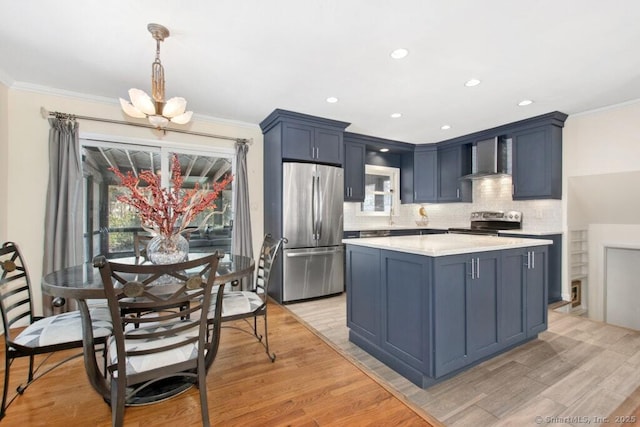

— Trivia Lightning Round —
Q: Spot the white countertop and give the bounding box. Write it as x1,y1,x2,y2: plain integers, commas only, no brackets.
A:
343,234,553,257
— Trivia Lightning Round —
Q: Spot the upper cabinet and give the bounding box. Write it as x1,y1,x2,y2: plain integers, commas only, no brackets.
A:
437,143,472,203
412,146,438,203
511,123,563,200
260,109,350,166
410,143,471,204
432,111,567,201
343,140,366,202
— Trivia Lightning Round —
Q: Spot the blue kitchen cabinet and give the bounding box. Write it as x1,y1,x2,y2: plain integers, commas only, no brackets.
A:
282,122,344,165
343,140,366,201
260,109,349,167
500,246,548,338
500,233,561,304
433,252,500,377
525,247,548,336
511,124,563,200
345,245,381,344
437,144,472,202
345,240,551,388
500,249,527,346
379,250,432,374
413,146,438,203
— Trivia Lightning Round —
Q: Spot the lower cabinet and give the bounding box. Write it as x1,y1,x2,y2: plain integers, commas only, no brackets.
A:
345,244,549,387
433,252,500,377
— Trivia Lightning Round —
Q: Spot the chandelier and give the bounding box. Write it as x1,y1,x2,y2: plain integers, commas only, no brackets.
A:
119,23,193,128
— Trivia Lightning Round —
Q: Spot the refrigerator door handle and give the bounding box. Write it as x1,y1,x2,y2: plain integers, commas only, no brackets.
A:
286,248,344,258
316,176,322,241
311,174,317,240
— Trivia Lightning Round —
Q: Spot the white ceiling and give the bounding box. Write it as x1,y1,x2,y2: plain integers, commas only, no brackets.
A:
1,1,639,144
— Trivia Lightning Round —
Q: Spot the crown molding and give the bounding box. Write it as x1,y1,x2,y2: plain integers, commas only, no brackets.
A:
10,81,260,130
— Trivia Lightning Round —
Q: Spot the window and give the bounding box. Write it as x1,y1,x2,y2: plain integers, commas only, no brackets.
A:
359,164,400,216
81,138,234,261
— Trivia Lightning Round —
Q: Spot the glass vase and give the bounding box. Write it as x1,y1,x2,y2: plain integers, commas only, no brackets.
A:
146,233,189,265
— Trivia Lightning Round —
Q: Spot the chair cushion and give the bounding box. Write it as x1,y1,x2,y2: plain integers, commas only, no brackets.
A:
208,291,265,318
107,320,201,377
13,306,113,348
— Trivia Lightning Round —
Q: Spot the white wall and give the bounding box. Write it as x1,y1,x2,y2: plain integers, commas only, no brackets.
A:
0,82,8,243
563,100,640,320
2,87,264,315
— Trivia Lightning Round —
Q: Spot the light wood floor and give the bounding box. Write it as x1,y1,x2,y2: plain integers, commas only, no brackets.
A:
0,301,436,426
287,293,640,427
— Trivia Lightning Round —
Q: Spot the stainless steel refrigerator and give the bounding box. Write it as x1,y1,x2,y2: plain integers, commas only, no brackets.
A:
282,162,344,302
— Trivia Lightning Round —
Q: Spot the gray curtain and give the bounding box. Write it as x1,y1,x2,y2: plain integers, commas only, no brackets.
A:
42,117,83,315
231,141,254,289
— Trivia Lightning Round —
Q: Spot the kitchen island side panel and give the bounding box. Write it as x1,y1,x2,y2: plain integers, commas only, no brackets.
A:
346,245,381,344
380,250,432,375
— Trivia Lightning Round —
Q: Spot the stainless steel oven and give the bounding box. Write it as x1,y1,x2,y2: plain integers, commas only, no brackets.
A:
448,211,522,236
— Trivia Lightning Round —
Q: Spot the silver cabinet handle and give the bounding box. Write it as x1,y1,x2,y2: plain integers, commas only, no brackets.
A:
469,258,475,279
457,188,460,198
476,257,480,279
531,251,535,269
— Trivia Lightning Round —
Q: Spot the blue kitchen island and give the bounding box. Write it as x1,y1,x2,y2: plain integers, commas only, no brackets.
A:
343,233,553,388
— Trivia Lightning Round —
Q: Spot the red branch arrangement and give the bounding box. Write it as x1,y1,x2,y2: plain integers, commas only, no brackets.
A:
110,155,233,237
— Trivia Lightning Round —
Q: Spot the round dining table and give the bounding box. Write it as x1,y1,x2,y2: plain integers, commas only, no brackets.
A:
41,253,255,404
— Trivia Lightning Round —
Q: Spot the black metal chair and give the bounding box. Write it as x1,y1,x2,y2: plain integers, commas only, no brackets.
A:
0,242,112,420
208,234,286,362
94,253,225,427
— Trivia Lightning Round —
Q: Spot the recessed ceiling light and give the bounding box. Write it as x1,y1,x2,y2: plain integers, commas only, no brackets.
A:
326,96,338,103
464,78,481,87
390,48,409,59
380,148,390,152
518,99,533,106
441,125,451,130
390,113,402,118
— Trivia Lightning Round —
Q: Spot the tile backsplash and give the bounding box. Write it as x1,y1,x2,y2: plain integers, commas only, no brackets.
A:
344,176,562,232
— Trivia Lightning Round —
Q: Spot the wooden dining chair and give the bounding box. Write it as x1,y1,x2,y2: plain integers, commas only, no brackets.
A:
0,242,113,420
94,253,225,427
208,234,286,362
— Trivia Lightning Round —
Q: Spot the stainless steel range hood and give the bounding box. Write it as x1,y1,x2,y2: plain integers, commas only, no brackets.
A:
461,136,512,180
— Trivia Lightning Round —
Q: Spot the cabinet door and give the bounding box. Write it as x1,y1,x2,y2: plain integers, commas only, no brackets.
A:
282,122,315,161
437,146,461,202
466,253,500,360
344,142,365,201
314,128,344,165
380,250,431,373
346,246,381,344
500,249,526,346
433,254,468,377
512,126,560,199
413,148,438,202
526,247,548,336
437,145,471,202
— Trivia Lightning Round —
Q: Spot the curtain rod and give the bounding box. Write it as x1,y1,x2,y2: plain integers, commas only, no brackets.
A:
40,107,252,145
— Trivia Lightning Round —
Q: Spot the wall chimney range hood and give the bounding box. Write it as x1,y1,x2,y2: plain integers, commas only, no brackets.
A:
460,136,512,180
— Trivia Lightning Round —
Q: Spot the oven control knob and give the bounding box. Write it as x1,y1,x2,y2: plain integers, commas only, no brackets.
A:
508,213,513,219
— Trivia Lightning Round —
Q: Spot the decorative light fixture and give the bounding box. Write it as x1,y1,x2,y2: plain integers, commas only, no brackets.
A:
120,23,193,128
